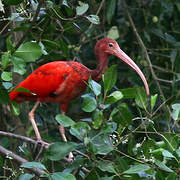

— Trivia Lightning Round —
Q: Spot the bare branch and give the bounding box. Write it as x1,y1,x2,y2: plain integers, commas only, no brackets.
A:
0,145,46,176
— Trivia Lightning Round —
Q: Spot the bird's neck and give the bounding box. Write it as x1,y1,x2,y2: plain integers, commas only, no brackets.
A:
92,52,108,81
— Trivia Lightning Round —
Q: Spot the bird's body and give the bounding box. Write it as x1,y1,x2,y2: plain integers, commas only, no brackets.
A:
10,61,92,111
9,38,149,160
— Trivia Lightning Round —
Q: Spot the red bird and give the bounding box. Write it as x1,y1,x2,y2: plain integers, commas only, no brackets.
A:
9,38,149,155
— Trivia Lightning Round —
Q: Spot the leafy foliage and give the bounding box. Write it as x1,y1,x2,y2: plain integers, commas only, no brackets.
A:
0,0,180,179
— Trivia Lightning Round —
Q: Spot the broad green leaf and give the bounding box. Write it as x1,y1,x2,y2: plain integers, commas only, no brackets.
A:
82,94,97,112
113,103,132,126
88,78,101,96
103,65,117,92
176,149,180,158
171,103,180,120
98,160,116,173
14,87,32,93
11,56,26,75
92,109,103,129
20,162,47,171
14,42,42,62
101,122,117,134
155,160,173,172
47,142,77,161
70,122,91,141
19,173,35,180
151,148,175,158
1,71,12,81
86,15,100,24
0,87,9,104
91,134,114,155
106,0,117,24
151,94,158,110
2,82,12,89
100,176,114,180
10,101,20,115
76,1,89,15
107,26,119,40
2,52,10,69
120,87,137,99
55,114,75,127
135,87,148,110
50,172,76,180
124,164,150,174
105,91,123,104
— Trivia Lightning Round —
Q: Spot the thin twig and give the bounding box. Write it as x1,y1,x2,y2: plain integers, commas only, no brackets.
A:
0,145,46,176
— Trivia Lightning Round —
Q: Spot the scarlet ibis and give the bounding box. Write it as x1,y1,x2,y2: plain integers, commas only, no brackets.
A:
9,38,149,155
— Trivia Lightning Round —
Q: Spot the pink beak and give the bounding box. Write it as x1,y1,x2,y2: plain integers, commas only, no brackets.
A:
115,46,150,95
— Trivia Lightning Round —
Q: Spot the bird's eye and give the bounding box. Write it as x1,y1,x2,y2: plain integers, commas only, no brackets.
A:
108,43,113,48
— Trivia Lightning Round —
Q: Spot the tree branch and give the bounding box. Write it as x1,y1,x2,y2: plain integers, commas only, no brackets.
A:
0,145,46,176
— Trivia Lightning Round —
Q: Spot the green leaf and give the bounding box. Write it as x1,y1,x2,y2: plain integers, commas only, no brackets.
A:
91,134,114,155
6,35,14,51
20,162,47,171
105,91,123,104
4,0,24,5
170,49,177,65
124,164,150,174
135,87,148,110
151,94,158,110
88,78,101,96
2,82,12,89
2,52,10,69
50,172,76,180
55,114,75,127
19,173,35,180
171,103,180,120
14,42,42,62
92,109,103,129
70,122,91,141
1,71,12,81
155,160,173,173
113,103,132,126
103,65,117,92
151,148,175,158
10,101,20,115
82,94,97,112
167,172,177,180
76,1,89,16
59,39,69,58
11,56,26,75
107,26,119,40
106,0,117,24
98,160,116,173
0,87,9,104
14,87,32,93
100,176,114,180
86,15,100,24
47,142,77,161
120,87,137,99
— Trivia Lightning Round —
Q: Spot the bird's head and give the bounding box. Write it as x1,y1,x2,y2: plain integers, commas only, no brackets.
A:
95,38,149,95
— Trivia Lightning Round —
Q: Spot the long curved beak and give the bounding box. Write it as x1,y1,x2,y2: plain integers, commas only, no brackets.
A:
114,46,150,95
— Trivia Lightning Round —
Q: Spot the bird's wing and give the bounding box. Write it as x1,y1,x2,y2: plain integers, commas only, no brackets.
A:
9,61,90,103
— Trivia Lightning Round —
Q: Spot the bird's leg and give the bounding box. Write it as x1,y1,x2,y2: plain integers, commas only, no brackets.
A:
59,104,74,161
28,101,41,140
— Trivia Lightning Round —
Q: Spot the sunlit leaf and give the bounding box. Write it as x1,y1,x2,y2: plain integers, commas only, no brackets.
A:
151,94,158,110
1,71,12,81
76,1,89,16
88,78,101,96
124,164,150,174
86,15,100,24
155,160,173,173
98,160,116,173
82,94,97,112
14,42,42,62
20,162,47,171
47,142,77,161
55,114,75,127
50,172,76,180
19,173,35,180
